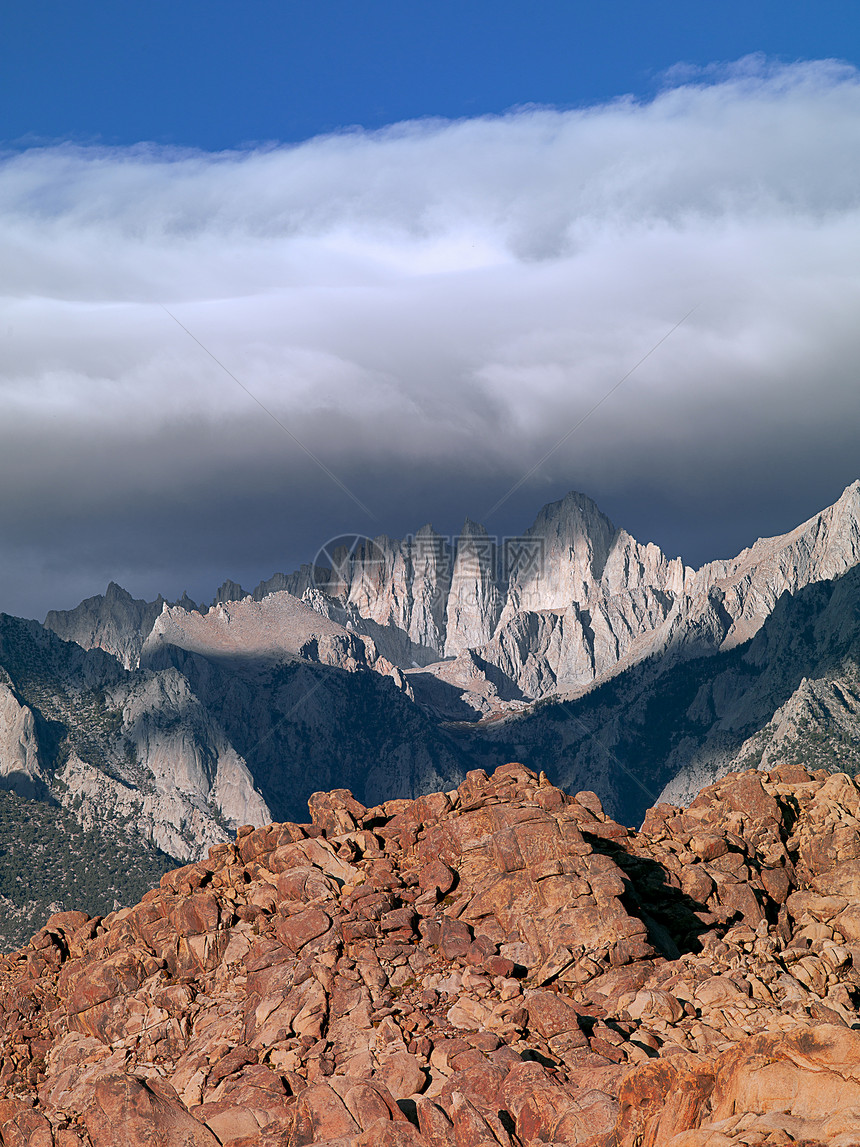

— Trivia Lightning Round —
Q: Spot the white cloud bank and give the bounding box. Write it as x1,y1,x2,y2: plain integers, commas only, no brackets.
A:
2,57,860,616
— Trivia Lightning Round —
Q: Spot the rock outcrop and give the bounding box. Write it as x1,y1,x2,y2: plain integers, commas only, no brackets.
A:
11,482,860,941
139,642,468,826
45,583,197,671
36,483,860,781
287,482,860,706
0,675,45,798
5,763,860,1144
141,593,380,675
3,483,858,911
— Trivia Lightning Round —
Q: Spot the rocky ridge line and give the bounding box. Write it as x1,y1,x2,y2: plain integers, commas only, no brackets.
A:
43,483,860,720
3,763,860,1143
45,583,198,672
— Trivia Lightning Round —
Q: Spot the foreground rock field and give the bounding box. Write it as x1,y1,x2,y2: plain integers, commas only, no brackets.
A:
3,762,860,1145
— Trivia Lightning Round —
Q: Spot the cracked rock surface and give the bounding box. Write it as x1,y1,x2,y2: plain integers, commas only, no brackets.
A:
3,763,860,1144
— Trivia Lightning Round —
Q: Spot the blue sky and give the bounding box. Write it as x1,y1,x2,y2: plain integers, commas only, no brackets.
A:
1,4,860,617
3,1,858,149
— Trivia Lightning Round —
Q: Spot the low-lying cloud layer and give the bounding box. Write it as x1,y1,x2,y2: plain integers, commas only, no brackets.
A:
2,57,859,618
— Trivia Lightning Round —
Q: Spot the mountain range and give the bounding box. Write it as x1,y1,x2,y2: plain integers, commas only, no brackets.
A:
0,480,858,945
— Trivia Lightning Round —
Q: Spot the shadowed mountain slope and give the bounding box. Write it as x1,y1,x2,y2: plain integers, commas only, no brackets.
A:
463,564,860,827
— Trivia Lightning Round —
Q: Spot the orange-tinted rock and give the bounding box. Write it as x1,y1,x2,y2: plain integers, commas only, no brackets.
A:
377,1051,426,1098
524,991,588,1042
277,866,339,902
615,1058,716,1147
172,893,221,937
710,1025,860,1124
0,1098,53,1147
308,789,367,836
718,774,780,822
354,1122,427,1147
83,1072,221,1146
418,860,456,896
6,764,860,1145
45,910,90,935
63,947,150,1014
276,907,332,952
502,1061,587,1144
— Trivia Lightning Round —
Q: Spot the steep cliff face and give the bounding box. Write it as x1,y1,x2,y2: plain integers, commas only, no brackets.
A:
467,480,860,699
462,560,860,828
443,520,504,659
0,677,44,797
655,559,860,807
696,478,860,640
501,490,689,614
293,492,690,694
140,639,470,825
2,485,860,962
0,615,270,861
305,527,453,665
99,666,271,854
293,481,860,704
26,482,860,832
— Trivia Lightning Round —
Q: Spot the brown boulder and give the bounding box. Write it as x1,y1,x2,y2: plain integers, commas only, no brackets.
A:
276,907,332,952
308,789,367,836
705,774,780,823
45,910,90,935
710,1024,860,1125
377,1051,426,1098
63,948,151,1015
331,1077,406,1128
83,1072,220,1146
0,1098,53,1147
418,860,456,896
450,1091,506,1146
354,1122,427,1147
10,765,860,1147
415,1097,455,1147
292,1077,407,1143
813,858,860,899
172,892,220,937
438,918,473,960
716,880,764,925
524,990,588,1042
502,1061,591,1144
292,1082,360,1144
277,865,340,902
614,1058,716,1147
